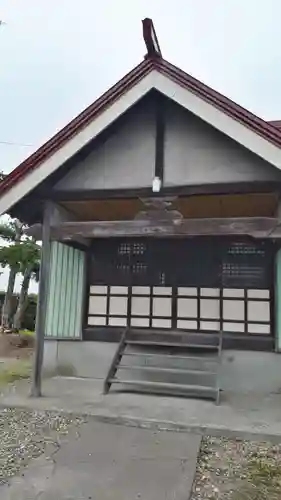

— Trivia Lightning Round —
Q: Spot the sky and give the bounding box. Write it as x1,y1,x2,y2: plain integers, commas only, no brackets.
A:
0,0,281,291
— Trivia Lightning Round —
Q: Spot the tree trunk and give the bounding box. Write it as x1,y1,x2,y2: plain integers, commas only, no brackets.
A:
1,267,16,328
13,266,32,331
1,220,23,329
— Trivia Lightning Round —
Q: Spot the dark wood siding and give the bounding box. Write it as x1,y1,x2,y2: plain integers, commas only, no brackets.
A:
89,237,273,289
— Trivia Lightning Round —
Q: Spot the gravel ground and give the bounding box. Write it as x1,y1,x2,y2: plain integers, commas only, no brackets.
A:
0,408,85,485
191,436,281,499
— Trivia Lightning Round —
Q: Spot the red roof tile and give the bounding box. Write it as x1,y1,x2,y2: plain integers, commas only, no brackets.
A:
269,120,281,130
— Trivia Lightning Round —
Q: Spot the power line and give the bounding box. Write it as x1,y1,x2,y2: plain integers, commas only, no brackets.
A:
0,140,34,147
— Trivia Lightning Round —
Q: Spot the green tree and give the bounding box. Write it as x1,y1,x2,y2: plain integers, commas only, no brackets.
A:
0,220,41,329
0,219,24,327
13,239,40,330
0,175,40,331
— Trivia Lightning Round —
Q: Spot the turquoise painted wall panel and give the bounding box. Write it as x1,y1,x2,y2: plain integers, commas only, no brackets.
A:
45,242,85,338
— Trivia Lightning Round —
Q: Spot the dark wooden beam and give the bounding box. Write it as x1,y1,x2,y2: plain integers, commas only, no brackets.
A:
25,223,42,238
26,217,281,240
154,93,165,183
142,18,162,59
82,327,274,351
25,223,90,248
30,181,281,202
140,197,177,208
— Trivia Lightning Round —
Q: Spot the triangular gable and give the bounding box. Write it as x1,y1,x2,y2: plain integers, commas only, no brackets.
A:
1,20,281,215
54,95,281,193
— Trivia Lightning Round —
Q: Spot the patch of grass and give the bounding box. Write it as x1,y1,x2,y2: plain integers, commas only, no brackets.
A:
192,437,281,500
18,329,34,337
231,458,281,500
0,360,32,386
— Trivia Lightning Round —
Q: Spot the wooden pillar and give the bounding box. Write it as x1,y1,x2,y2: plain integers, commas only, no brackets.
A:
30,202,52,397
275,248,281,352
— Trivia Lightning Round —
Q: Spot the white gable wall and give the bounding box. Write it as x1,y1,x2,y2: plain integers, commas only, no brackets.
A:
164,101,281,186
56,96,281,193
55,100,156,191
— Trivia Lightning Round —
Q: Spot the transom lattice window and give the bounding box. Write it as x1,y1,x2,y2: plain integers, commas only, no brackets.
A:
90,238,273,289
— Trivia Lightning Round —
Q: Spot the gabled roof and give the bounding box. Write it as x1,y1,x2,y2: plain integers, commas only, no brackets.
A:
1,18,281,215
0,57,154,196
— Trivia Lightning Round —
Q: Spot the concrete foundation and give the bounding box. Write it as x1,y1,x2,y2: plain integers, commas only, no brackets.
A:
43,340,117,379
43,340,281,395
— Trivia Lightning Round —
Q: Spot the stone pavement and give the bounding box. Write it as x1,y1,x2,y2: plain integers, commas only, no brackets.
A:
2,377,281,440
0,420,201,500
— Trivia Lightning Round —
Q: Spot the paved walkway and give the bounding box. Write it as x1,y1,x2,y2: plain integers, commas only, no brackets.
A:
1,377,281,440
2,376,281,498
0,420,201,500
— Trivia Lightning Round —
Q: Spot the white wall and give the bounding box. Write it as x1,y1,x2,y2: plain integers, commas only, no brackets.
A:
55,98,156,191
164,100,281,186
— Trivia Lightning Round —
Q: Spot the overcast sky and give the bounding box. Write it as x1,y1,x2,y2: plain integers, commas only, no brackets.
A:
0,0,281,291
1,0,281,175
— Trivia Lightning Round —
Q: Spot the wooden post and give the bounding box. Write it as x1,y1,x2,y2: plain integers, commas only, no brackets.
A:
30,203,52,397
